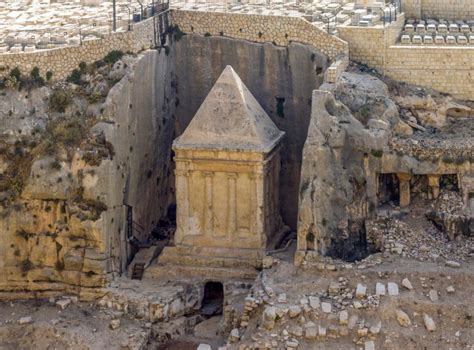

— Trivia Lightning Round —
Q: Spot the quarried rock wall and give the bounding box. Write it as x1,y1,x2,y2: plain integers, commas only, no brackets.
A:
0,50,176,299
172,35,329,228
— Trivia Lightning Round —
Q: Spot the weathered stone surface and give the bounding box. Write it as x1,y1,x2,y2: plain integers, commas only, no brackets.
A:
396,309,411,327
356,284,367,299
402,278,414,290
18,316,33,324
289,305,302,318
305,324,318,340
197,344,212,350
309,296,320,309
321,302,332,314
388,282,399,296
56,299,71,310
0,50,176,297
446,260,461,268
109,319,121,330
429,289,439,302
423,313,436,331
370,321,382,334
339,310,349,325
365,340,375,350
296,73,395,261
376,283,386,296
263,306,277,330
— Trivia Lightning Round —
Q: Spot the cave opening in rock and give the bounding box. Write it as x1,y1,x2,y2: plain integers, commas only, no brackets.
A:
201,282,224,318
327,221,373,263
440,174,459,192
306,232,315,251
410,175,429,200
377,173,400,207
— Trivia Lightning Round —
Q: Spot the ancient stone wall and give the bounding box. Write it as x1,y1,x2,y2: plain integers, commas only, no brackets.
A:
402,0,474,20
338,13,474,100
337,14,405,70
384,46,474,100
0,16,157,80
169,10,349,61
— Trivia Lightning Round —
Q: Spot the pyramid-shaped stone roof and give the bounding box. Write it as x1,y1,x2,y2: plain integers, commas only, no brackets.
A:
173,66,284,153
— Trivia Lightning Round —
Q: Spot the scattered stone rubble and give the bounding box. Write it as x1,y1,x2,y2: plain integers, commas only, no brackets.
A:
373,216,473,263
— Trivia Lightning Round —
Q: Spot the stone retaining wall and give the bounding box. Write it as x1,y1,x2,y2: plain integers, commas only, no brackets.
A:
337,14,405,70
169,9,349,61
402,0,474,20
0,16,157,80
338,13,473,100
385,45,474,100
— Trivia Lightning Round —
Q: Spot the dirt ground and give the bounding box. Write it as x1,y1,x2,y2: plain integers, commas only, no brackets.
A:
0,299,149,350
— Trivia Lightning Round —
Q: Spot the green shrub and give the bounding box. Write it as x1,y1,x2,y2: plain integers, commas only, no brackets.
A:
30,67,45,86
30,67,40,80
79,61,87,72
103,50,124,65
66,68,82,85
87,91,102,104
9,67,21,81
370,149,384,158
168,25,186,41
52,120,86,147
49,89,73,113
4,76,19,89
46,71,53,82
204,32,211,37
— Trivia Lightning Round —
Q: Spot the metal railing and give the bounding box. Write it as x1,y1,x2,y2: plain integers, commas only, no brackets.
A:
130,0,169,25
383,0,402,26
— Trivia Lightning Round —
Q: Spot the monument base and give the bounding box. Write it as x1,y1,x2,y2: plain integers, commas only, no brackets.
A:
144,245,264,281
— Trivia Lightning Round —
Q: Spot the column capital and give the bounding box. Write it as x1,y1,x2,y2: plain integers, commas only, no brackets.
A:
175,169,190,177
397,173,412,182
202,171,215,178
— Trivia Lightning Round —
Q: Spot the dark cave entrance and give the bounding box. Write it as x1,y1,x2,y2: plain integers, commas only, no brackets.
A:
326,220,373,263
377,173,400,206
201,282,224,318
440,174,459,192
306,232,316,251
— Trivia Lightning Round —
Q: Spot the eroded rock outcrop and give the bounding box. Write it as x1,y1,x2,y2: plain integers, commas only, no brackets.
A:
296,73,395,263
296,71,473,265
0,50,176,299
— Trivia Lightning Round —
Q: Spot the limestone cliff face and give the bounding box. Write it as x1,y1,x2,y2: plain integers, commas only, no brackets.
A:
296,73,398,262
296,89,384,262
0,50,176,299
296,72,474,264
172,35,329,229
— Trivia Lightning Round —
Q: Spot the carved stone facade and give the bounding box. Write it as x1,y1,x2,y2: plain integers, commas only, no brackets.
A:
147,66,284,280
173,148,282,251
